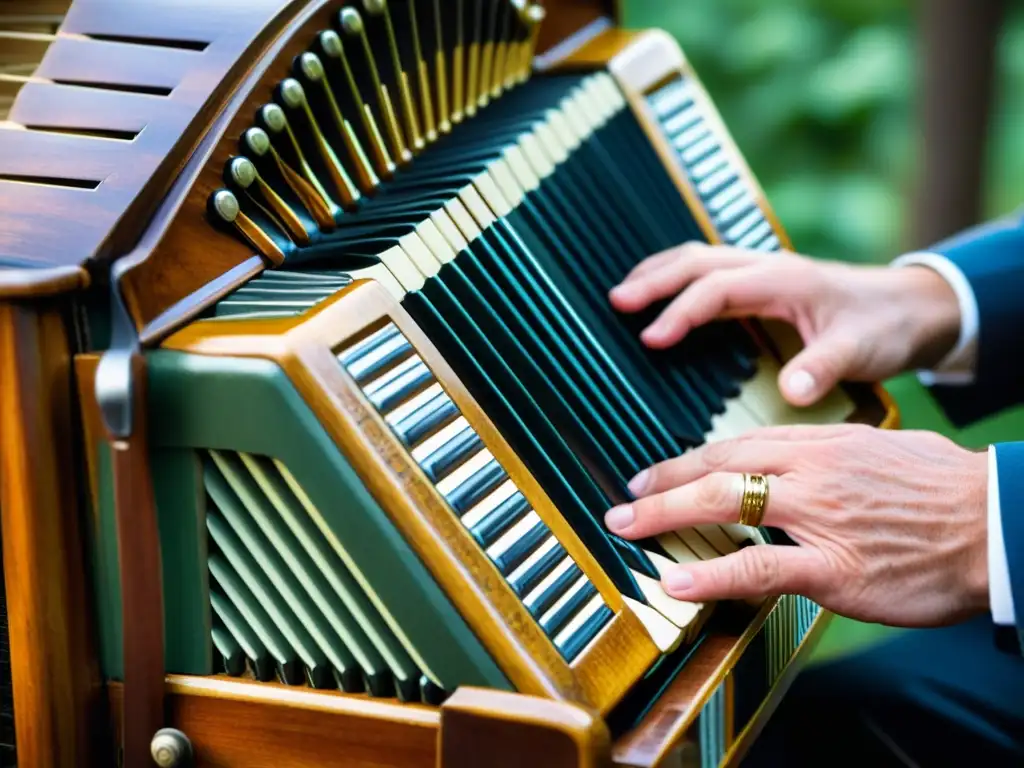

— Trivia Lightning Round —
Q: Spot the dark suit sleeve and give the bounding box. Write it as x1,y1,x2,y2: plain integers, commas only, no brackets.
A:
993,443,1024,655
926,214,1024,427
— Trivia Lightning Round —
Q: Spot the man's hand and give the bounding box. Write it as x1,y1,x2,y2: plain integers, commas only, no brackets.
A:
609,244,963,406
604,425,989,628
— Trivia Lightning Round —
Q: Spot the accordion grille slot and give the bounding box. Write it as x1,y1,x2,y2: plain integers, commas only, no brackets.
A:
203,448,444,704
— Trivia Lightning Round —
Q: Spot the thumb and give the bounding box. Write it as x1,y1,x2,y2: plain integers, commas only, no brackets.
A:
778,333,860,407
660,545,823,602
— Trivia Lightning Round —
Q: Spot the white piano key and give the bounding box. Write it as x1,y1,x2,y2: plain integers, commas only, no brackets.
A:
385,383,445,427
505,535,560,588
410,416,472,464
460,479,518,529
486,511,541,562
435,449,497,499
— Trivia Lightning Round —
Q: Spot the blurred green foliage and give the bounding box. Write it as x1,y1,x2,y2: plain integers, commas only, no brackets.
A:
621,0,1024,659
623,0,1024,264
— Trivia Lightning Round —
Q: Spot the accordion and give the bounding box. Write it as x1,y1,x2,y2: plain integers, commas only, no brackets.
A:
0,1,897,766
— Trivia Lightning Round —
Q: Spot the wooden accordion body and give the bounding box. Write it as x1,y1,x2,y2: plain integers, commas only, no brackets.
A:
0,1,898,766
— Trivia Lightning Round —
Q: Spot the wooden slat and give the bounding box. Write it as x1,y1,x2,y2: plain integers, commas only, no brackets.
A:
35,36,202,92
0,125,133,180
10,79,183,133
60,0,284,46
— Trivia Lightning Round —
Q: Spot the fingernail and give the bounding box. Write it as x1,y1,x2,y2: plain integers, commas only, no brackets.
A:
787,370,816,400
640,326,663,345
609,284,634,304
628,469,650,496
604,504,635,532
663,569,695,593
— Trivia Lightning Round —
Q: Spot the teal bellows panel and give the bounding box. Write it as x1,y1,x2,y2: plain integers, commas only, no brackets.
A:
90,349,511,701
203,449,432,701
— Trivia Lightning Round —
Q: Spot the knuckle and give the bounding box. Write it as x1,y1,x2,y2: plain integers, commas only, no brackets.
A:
694,473,734,511
741,550,781,589
699,441,734,471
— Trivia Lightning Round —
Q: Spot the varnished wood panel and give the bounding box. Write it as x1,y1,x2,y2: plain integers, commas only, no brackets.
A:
440,688,611,768
0,301,108,767
110,677,440,768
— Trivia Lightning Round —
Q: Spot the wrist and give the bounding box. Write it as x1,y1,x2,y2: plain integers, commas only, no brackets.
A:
961,448,991,614
896,266,962,370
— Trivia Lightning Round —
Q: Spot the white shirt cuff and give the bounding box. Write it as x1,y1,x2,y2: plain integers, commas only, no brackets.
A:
989,446,1016,626
890,251,979,385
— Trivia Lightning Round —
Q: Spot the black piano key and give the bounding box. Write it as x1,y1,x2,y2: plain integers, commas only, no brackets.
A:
541,581,598,639
419,426,483,482
472,491,531,549
367,361,434,413
509,542,566,598
446,458,507,514
559,604,614,661
527,562,582,618
340,324,401,367
493,523,549,576
394,392,460,447
344,333,414,385
611,536,660,580
400,293,645,603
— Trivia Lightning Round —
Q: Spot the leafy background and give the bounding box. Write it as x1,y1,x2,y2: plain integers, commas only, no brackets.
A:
622,0,1024,660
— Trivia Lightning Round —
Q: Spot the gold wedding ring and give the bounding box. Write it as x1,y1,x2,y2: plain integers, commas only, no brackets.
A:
739,473,769,527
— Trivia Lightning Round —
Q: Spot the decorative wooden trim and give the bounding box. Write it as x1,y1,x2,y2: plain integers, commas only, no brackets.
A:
0,301,108,767
439,687,611,768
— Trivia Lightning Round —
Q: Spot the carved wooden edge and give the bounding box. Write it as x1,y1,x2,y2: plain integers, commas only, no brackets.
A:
556,28,900,433
0,264,89,299
439,687,612,768
161,279,662,715
0,301,110,767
